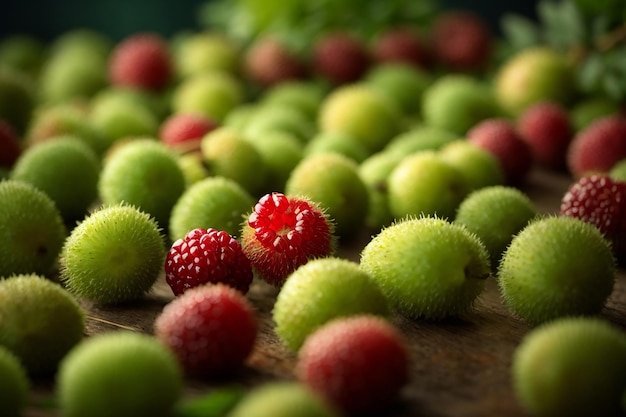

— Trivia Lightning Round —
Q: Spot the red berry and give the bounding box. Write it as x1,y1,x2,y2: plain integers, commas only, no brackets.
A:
467,118,534,186
165,228,253,296
517,101,573,170
297,315,410,415
109,33,173,91
241,192,335,286
0,119,22,168
567,115,626,178
430,10,493,72
371,26,431,69
154,283,257,377
243,36,308,88
311,32,371,85
159,112,218,152
560,174,626,263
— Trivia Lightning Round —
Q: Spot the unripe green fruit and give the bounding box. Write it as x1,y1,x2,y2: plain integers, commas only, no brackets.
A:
59,204,166,305
387,151,469,221
0,346,29,417
498,216,615,325
174,32,240,77
383,126,460,158
305,131,369,163
285,152,369,239
571,96,621,131
0,180,67,277
454,186,537,269
439,140,505,191
360,216,491,320
273,257,389,352
228,382,340,417
99,139,186,229
169,176,255,241
0,66,35,134
513,317,626,417
243,104,316,143
57,331,183,417
0,274,85,375
260,80,325,121
11,136,101,223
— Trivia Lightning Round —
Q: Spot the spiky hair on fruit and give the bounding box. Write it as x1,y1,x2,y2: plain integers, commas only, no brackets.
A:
59,203,166,305
241,192,336,287
0,179,67,278
0,274,85,375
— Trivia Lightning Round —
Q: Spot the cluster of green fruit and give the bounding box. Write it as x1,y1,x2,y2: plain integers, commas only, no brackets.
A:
1,1,626,416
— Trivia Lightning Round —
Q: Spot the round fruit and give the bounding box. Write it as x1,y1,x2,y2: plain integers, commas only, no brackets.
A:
59,204,166,305
360,216,490,320
438,140,505,191
273,257,389,351
0,274,84,375
497,216,616,325
0,346,29,417
57,331,183,417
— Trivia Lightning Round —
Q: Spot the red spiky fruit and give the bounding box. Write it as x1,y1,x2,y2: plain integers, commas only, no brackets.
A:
109,33,173,91
560,174,626,263
371,26,431,69
297,315,410,415
0,119,22,168
159,112,218,152
165,228,253,296
467,118,534,186
430,10,493,72
240,192,335,286
517,101,573,170
311,31,371,85
154,283,257,377
566,115,626,178
243,36,308,88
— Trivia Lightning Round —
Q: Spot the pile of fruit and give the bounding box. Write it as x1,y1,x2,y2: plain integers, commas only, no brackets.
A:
1,0,626,416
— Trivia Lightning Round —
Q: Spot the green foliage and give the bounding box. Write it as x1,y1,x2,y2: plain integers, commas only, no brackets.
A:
500,0,626,102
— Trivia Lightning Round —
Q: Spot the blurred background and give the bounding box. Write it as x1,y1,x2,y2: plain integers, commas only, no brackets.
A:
1,0,538,41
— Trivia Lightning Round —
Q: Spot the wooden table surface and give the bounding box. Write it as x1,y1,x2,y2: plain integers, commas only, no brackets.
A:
25,168,626,417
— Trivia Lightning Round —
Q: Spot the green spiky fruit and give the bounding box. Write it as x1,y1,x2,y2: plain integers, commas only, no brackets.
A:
228,382,340,417
498,216,615,325
495,47,576,116
0,274,85,374
360,216,491,320
57,331,183,417
11,136,101,223
243,104,316,143
383,126,460,158
285,153,369,239
0,346,29,417
260,80,325,121
273,257,389,352
0,66,35,134
200,127,269,196
174,31,241,77
172,71,245,123
0,180,67,277
59,204,166,305
438,140,505,191
304,131,369,163
513,317,626,417
169,176,255,241
99,139,186,229
454,186,537,269
387,151,469,221
318,83,402,153
422,75,501,135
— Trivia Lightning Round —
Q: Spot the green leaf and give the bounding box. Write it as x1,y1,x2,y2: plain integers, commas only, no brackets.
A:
538,0,586,49
500,14,541,50
578,52,605,92
173,387,247,417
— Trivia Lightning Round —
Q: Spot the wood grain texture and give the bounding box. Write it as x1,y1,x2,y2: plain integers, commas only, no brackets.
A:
25,168,626,417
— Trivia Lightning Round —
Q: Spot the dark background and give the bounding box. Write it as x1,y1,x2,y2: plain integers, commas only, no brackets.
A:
0,0,539,42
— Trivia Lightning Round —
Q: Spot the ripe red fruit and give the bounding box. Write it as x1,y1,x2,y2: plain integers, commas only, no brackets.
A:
109,33,173,91
517,101,573,170
467,118,534,186
154,283,257,377
159,112,218,152
566,115,626,178
371,26,431,69
0,119,22,168
165,228,253,296
311,32,371,85
297,315,410,415
240,192,335,286
430,10,493,72
243,36,308,88
560,174,626,263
